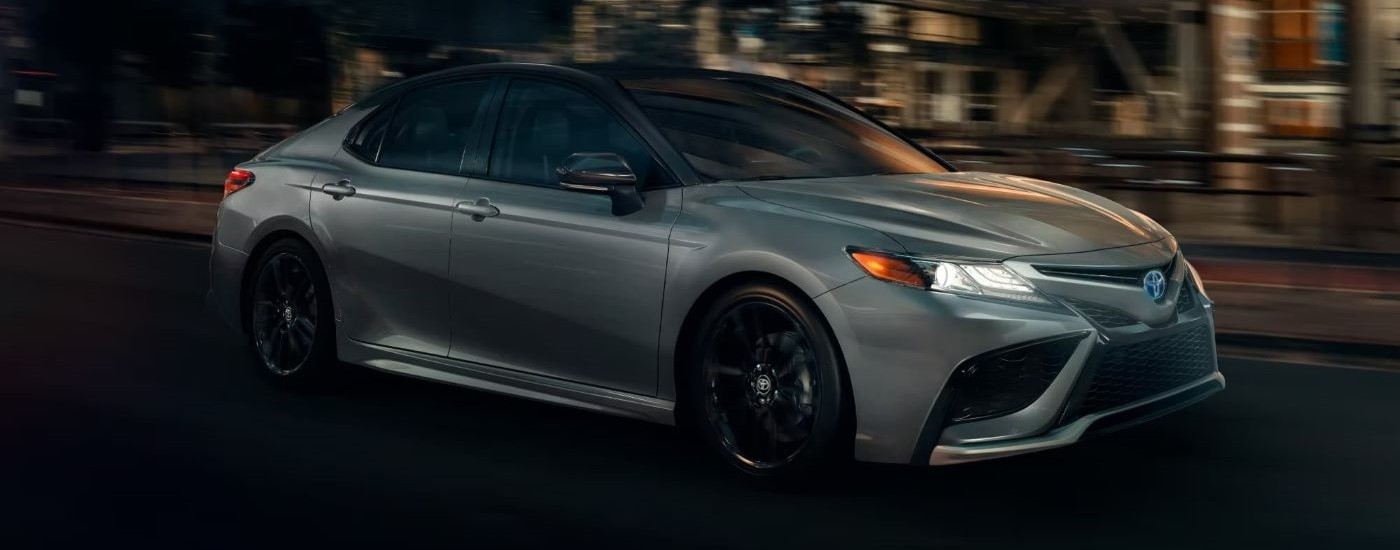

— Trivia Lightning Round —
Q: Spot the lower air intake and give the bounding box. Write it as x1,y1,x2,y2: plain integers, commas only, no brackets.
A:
949,334,1084,423
1077,326,1216,417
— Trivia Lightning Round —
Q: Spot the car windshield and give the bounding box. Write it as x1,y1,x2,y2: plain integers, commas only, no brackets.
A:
621,76,949,182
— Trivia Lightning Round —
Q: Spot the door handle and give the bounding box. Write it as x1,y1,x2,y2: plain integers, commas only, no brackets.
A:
321,181,356,200
456,197,500,222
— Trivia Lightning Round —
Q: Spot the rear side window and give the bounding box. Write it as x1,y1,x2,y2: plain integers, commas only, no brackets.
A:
373,79,494,175
346,103,391,160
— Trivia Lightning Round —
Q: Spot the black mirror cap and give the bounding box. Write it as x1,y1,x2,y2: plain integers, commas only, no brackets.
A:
556,152,638,192
556,152,644,216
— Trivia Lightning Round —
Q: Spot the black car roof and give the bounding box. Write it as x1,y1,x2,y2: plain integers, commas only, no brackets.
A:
362,62,786,103
426,62,776,82
566,63,787,83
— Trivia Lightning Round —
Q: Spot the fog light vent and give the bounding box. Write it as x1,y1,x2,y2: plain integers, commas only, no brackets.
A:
949,334,1085,423
1175,281,1197,314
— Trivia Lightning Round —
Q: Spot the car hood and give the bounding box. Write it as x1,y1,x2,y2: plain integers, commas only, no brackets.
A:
737,172,1169,260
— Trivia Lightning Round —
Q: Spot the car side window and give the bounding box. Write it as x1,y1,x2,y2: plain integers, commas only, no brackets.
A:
346,101,392,161
488,79,659,188
376,80,493,175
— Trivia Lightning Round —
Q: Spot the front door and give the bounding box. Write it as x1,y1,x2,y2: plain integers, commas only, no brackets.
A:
448,78,680,395
311,78,496,356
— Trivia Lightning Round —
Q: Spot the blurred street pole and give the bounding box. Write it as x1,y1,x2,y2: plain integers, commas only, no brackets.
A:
1206,0,1262,187
1336,0,1372,247
1189,0,1215,184
0,4,11,163
1171,1,1207,141
1336,0,1358,246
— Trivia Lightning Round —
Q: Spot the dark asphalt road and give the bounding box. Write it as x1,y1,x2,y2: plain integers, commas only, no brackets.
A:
2,221,1398,549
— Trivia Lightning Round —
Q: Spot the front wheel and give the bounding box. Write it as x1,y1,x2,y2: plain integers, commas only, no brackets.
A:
246,239,336,386
684,282,851,481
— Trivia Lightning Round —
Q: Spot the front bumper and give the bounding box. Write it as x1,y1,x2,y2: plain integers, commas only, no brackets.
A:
929,371,1224,465
814,242,1222,466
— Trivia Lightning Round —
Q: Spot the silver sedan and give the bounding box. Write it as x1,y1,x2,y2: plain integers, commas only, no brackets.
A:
208,63,1223,481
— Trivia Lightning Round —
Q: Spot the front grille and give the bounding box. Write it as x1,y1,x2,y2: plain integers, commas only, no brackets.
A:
1035,255,1177,287
1062,297,1139,328
1077,326,1216,416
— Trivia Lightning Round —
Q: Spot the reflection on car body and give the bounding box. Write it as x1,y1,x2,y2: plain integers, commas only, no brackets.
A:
209,63,1222,481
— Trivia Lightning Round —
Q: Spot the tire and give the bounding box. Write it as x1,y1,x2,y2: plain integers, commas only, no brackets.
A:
683,281,852,482
244,238,337,387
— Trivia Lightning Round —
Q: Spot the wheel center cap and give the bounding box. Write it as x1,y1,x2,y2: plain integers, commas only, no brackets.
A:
754,374,773,394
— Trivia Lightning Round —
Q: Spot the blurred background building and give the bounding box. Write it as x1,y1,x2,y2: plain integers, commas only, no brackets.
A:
1,1,1391,135
3,0,1396,145
1,0,1397,248
564,1,1398,146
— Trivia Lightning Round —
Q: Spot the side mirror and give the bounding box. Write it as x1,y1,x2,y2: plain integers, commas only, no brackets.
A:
557,152,637,191
556,152,644,216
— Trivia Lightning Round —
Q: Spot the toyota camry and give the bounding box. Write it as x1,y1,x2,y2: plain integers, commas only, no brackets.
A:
208,63,1224,480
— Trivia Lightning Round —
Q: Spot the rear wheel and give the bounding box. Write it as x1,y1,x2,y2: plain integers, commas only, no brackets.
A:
246,239,336,386
685,282,851,481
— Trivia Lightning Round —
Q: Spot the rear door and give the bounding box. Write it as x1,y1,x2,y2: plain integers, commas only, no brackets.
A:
446,77,681,395
310,77,498,356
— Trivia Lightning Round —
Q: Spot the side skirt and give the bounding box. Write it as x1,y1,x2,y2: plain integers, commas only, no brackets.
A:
337,338,677,425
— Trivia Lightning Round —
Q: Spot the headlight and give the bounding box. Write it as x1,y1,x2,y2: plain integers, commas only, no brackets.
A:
847,249,1051,305
1186,259,1211,304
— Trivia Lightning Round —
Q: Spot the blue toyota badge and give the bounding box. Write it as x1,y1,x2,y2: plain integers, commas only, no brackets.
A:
1143,269,1166,301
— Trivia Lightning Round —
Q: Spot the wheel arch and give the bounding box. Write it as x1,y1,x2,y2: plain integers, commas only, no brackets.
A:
670,271,856,441
672,272,806,389
238,222,329,333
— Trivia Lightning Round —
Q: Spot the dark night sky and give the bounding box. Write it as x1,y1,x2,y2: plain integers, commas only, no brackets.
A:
348,0,573,45
16,0,576,47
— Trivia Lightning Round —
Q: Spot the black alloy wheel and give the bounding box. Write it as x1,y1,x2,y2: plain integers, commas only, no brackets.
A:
246,239,335,384
687,283,850,480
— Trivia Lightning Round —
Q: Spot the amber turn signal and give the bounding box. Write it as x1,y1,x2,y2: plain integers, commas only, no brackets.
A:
848,250,929,288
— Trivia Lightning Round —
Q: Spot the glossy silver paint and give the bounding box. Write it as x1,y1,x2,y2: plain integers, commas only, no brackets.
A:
310,159,462,356
736,172,1170,259
447,179,680,395
209,63,1221,467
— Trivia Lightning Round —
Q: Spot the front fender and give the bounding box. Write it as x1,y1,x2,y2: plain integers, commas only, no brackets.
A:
655,185,902,401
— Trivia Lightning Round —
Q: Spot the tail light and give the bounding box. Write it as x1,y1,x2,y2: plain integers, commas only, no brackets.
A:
224,169,255,198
